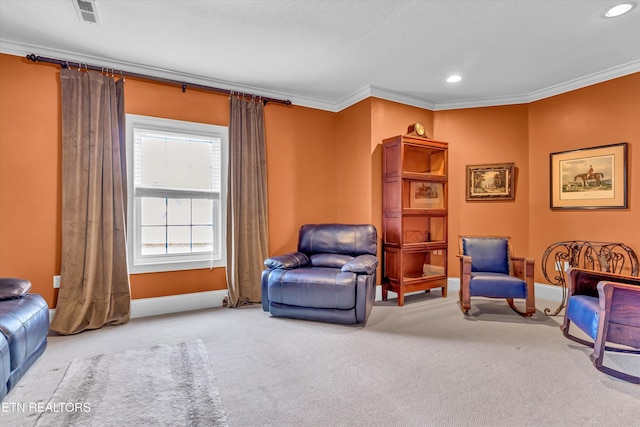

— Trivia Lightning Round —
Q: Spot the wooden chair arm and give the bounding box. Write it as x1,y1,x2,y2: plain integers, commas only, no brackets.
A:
597,280,640,310
458,255,472,275
594,279,640,352
511,256,534,280
598,280,640,292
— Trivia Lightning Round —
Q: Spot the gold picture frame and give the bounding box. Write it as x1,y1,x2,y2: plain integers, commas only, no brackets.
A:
466,162,515,201
550,142,628,210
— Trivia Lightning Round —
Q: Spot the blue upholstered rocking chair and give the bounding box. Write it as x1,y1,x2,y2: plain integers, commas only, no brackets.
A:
562,268,640,383
458,235,536,317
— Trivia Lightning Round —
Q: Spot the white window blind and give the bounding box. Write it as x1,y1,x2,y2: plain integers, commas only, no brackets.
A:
133,129,221,197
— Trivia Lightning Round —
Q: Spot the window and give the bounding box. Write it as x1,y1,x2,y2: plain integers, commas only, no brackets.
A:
126,114,228,273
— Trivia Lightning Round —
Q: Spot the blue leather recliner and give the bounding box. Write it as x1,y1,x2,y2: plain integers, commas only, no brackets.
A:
262,224,379,324
0,278,49,401
458,235,536,317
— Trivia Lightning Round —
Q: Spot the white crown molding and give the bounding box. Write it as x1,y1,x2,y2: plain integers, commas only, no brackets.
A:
0,39,309,105
370,86,437,111
525,59,640,103
333,86,373,112
282,93,342,112
1,38,343,111
433,94,530,111
332,85,437,113
2,39,639,113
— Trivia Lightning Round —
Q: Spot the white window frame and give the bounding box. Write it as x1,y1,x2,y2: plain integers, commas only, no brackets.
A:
125,114,228,274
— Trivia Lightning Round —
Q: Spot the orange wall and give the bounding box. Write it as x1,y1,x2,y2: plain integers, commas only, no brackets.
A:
1,52,638,308
0,56,234,303
434,105,531,274
0,54,339,306
528,73,640,280
365,99,531,279
335,99,373,224
265,104,338,254
0,57,60,307
365,78,638,282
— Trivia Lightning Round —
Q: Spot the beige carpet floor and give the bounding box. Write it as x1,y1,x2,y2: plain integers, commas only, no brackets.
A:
2,292,639,426
33,340,227,426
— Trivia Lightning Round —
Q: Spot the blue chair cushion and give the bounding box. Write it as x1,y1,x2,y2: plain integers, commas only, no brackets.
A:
266,267,356,309
566,295,599,341
462,237,510,274
469,272,527,298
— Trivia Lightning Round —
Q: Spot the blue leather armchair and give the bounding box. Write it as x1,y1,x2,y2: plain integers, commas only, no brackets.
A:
458,235,535,317
262,224,378,324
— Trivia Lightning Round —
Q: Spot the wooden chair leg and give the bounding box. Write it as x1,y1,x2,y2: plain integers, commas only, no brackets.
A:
561,314,571,336
459,290,470,314
525,296,536,316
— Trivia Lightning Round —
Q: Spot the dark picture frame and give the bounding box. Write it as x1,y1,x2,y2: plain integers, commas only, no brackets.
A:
550,142,628,210
465,162,515,201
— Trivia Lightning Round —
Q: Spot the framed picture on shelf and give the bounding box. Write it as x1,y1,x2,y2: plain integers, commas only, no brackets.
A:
550,142,627,210
410,182,442,208
466,162,515,201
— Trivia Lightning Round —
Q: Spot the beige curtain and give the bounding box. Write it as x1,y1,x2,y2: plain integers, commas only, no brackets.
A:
51,69,131,335
224,96,269,307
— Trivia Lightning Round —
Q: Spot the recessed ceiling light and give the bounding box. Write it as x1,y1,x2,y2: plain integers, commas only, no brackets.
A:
446,75,462,83
604,3,634,17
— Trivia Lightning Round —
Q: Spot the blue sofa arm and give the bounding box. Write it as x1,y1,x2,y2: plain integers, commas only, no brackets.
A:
342,254,379,275
264,252,310,270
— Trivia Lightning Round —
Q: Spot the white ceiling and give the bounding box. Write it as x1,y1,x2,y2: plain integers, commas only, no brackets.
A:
1,0,639,111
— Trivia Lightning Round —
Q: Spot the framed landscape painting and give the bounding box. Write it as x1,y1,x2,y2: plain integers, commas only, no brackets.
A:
466,162,515,201
550,142,628,210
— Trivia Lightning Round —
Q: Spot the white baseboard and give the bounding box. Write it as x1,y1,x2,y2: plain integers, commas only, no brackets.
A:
130,290,228,319
48,280,563,322
48,289,229,322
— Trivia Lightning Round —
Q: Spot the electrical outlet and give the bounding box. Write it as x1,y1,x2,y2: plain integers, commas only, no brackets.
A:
555,261,562,271
53,275,61,288
564,262,570,272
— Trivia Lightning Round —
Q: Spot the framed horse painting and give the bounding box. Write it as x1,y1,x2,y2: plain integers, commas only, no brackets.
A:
550,142,628,209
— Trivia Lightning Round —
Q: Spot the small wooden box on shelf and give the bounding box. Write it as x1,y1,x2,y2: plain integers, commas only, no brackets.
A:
381,134,448,306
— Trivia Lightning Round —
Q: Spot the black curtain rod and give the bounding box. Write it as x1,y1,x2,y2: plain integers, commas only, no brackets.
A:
26,54,292,107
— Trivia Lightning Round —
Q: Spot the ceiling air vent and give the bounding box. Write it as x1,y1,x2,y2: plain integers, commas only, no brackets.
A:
72,0,100,24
